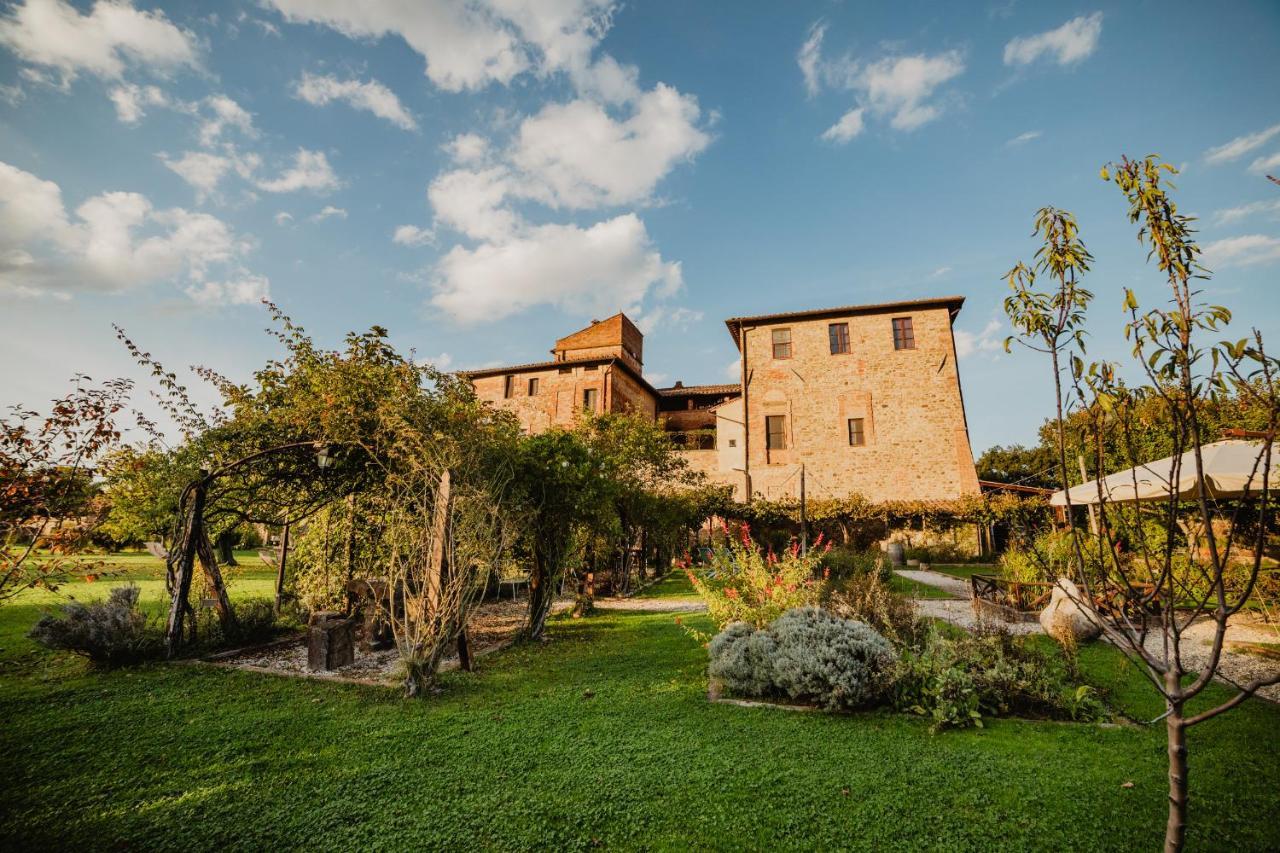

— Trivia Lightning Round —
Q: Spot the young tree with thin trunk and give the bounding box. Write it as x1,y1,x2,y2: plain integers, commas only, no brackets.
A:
1004,156,1278,852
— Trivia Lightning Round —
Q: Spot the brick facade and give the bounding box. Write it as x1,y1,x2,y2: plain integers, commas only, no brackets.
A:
464,298,980,503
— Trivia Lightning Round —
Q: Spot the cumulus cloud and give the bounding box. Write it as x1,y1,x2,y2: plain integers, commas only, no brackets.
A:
1003,13,1103,67
184,272,270,306
428,167,520,242
293,71,417,130
800,24,965,141
1202,234,1280,268
254,148,340,193
0,0,199,82
431,214,681,324
309,205,346,222
1210,199,1280,227
108,82,169,123
1006,130,1041,146
954,319,1003,359
274,211,293,226
820,107,864,143
198,94,255,146
265,0,616,94
1203,123,1280,164
443,132,489,164
0,159,264,302
509,84,711,208
393,224,434,246
160,151,238,201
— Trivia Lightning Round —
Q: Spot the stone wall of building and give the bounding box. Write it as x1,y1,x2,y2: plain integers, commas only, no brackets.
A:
739,305,979,502
471,362,609,431
606,366,657,418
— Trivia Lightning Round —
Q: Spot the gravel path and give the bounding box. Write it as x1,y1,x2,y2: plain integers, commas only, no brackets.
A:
594,597,706,613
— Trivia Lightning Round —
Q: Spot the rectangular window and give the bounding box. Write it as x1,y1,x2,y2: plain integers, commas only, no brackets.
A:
727,438,737,448
892,317,915,350
771,328,792,359
503,375,515,398
848,417,866,447
558,366,572,375
765,415,787,450
584,364,598,371
828,322,850,354
527,377,539,396
582,388,598,412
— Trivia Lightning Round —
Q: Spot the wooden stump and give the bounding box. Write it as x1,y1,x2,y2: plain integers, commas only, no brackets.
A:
308,616,354,671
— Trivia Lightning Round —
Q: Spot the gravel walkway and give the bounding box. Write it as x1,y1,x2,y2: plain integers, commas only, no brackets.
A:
894,569,971,599
594,597,706,613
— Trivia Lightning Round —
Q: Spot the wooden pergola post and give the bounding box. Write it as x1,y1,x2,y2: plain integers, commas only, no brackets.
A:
274,518,291,612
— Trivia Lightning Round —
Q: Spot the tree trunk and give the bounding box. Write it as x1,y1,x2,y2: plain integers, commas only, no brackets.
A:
525,552,554,640
1165,699,1189,852
196,524,238,636
457,628,472,672
572,571,595,618
215,530,238,566
274,519,290,612
165,478,205,658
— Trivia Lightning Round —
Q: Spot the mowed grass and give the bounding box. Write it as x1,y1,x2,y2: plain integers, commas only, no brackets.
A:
2,562,1279,850
931,563,999,581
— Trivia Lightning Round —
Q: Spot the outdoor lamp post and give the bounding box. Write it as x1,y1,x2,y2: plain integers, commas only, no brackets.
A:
314,442,334,471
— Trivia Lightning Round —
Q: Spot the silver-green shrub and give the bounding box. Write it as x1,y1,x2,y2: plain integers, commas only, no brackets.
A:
28,584,159,666
707,607,896,711
769,607,897,710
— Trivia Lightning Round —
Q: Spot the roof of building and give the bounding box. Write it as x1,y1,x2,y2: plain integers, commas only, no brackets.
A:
553,312,641,352
459,354,659,397
723,295,966,349
654,382,741,397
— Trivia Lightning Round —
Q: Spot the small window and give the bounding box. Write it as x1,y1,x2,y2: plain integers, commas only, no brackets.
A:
765,415,787,450
527,377,539,396
848,417,866,447
828,322,850,355
892,317,915,350
771,328,792,359
558,366,572,375
503,375,515,398
584,364,598,371
727,439,737,448
582,388,599,412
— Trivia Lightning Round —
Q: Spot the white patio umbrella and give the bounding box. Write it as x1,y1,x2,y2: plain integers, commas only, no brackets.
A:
1049,440,1277,507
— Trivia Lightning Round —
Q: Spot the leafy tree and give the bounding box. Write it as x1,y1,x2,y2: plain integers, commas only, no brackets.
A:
975,443,1059,489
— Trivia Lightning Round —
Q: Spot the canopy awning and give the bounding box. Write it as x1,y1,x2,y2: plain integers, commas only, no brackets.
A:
1049,440,1277,507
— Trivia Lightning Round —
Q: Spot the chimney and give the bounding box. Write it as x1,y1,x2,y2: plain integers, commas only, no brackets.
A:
673,380,683,388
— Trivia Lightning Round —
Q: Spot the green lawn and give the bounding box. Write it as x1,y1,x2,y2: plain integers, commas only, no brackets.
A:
888,574,955,599
930,563,999,581
633,570,698,598
2,563,1279,850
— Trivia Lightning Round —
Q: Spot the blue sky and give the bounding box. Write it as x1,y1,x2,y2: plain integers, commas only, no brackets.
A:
2,0,1278,455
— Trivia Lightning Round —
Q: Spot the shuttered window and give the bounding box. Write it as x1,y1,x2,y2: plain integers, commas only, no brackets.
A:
503,375,515,398
829,322,850,354
766,415,787,450
771,328,792,359
582,388,598,412
892,317,915,350
527,377,539,396
848,417,866,446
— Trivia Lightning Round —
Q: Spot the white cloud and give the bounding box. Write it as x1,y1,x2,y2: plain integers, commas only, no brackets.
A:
309,205,347,222
1006,130,1041,146
1211,199,1280,227
724,357,741,381
443,132,490,164
1004,13,1103,67
0,0,198,82
418,351,453,371
428,167,520,242
255,148,340,193
160,151,236,201
198,95,255,146
509,84,711,208
634,304,702,334
108,82,169,123
930,265,952,278
800,25,965,138
274,211,293,226
821,108,864,143
0,159,262,302
393,224,434,246
184,272,270,306
431,214,681,324
954,319,1003,358
1248,151,1280,175
1204,123,1280,165
1202,234,1280,268
293,71,417,131
265,0,615,94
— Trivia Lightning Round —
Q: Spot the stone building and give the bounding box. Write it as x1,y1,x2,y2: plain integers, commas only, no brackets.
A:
463,297,980,503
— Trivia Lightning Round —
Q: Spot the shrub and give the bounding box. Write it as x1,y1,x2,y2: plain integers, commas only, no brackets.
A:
196,597,281,649
818,547,890,583
28,585,160,666
686,525,822,631
826,568,926,649
893,626,1107,732
707,607,896,711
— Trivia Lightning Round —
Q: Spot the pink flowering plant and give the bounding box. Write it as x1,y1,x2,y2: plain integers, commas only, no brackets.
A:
683,523,826,638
